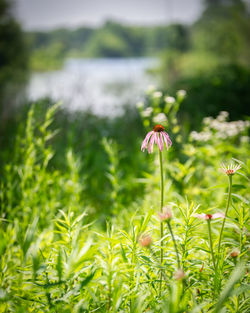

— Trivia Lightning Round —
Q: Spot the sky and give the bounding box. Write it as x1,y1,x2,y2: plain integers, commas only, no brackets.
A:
14,0,204,31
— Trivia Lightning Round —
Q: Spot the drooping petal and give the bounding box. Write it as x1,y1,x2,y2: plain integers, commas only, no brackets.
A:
148,133,156,153
159,133,164,151
194,213,207,220
162,132,172,150
212,212,225,219
141,131,154,152
154,133,162,151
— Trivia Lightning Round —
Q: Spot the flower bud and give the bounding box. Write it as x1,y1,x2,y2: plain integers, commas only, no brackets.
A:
173,269,186,281
139,235,152,248
230,249,240,258
158,206,172,222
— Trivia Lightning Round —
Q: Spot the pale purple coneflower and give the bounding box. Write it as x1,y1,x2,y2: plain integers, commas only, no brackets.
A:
141,124,172,154
194,213,225,220
220,163,241,176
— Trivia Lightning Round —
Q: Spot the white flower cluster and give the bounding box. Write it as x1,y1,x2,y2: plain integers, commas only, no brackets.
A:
190,131,212,142
190,111,250,142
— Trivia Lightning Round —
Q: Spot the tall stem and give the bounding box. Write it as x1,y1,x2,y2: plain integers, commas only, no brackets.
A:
217,175,232,256
159,149,164,296
207,220,216,271
167,221,181,269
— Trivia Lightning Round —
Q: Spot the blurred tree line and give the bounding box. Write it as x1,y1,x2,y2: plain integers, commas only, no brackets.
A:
0,0,29,120
27,21,189,69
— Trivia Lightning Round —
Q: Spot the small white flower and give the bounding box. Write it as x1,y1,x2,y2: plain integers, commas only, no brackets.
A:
203,117,212,125
142,107,153,117
177,90,186,97
136,101,144,109
165,96,175,103
153,113,167,124
147,85,156,93
152,91,162,98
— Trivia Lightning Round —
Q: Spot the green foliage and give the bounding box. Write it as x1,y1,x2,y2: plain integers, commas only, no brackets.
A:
1,87,249,311
174,64,250,129
158,0,250,125
192,0,250,65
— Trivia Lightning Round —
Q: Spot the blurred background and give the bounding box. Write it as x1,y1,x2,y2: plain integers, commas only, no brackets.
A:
0,0,250,216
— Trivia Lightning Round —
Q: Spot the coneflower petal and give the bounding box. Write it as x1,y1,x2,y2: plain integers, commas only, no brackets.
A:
162,132,172,150
212,213,225,219
141,131,154,151
159,133,164,151
148,133,156,153
155,133,163,151
194,213,207,219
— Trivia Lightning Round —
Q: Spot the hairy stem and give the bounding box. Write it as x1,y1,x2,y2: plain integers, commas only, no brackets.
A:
167,220,181,269
159,149,164,297
207,220,216,272
217,175,232,256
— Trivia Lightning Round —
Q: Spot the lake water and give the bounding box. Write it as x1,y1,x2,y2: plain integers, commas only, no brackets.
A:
27,58,159,116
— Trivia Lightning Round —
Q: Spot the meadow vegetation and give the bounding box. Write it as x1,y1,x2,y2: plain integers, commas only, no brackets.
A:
0,0,249,311
0,90,249,312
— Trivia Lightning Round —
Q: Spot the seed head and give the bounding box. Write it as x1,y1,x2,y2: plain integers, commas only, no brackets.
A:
153,124,165,132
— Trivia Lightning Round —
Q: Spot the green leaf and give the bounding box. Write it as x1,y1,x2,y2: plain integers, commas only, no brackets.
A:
214,261,246,313
80,271,95,288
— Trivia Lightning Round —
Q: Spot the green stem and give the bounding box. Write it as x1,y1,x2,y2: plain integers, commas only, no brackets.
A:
159,149,164,297
217,175,232,256
207,220,216,271
167,221,181,269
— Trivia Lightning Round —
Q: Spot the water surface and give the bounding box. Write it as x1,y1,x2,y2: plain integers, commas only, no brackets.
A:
27,58,158,116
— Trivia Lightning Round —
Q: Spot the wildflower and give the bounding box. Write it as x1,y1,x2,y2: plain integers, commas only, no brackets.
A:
230,249,240,258
173,269,186,280
217,111,229,122
139,235,152,248
158,206,172,221
141,124,172,153
142,107,153,117
153,113,167,124
136,101,144,109
220,163,241,176
177,90,186,98
147,85,156,93
164,96,175,103
152,91,162,98
194,213,225,220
